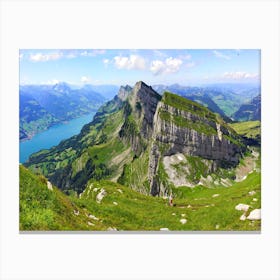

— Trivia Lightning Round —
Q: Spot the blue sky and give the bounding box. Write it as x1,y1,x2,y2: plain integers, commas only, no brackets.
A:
19,49,260,86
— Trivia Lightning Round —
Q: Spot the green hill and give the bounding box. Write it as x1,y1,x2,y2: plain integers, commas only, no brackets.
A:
229,120,261,145
20,165,103,230
20,164,261,231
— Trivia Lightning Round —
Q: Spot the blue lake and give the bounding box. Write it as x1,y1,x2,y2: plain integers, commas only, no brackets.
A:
20,112,96,163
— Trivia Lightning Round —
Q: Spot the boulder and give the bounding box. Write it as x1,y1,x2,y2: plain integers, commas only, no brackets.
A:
247,209,261,220
96,188,107,203
180,218,187,224
235,203,250,212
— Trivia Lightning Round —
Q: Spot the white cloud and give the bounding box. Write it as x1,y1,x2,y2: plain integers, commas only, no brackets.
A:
80,49,106,57
114,55,146,70
165,57,183,72
213,50,231,60
222,71,259,80
28,49,106,62
19,53,23,60
103,58,110,67
81,76,90,83
65,53,76,59
150,60,165,75
29,52,63,62
150,57,183,75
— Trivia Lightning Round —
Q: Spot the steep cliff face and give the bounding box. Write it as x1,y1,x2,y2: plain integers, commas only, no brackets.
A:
118,81,161,155
148,92,245,196
117,85,132,101
127,81,161,139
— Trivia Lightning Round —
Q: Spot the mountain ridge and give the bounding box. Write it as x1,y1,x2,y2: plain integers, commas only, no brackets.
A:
25,81,246,197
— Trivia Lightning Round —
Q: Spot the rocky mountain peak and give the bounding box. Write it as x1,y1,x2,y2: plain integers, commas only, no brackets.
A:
130,81,162,139
52,82,71,93
133,81,160,99
117,85,132,101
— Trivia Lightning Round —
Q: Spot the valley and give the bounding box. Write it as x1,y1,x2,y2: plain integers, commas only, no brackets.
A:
20,81,261,231
20,112,96,163
20,83,107,141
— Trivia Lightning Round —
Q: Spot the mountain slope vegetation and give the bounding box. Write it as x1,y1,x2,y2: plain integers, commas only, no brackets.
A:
229,120,261,146
20,163,261,231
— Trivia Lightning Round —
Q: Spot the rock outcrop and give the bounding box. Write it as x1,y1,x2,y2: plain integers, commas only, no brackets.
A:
129,81,162,139
148,92,245,195
117,85,132,101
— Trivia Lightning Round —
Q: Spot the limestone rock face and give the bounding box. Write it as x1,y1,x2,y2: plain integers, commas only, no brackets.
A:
148,92,245,196
117,85,132,101
131,81,162,139
119,81,162,156
153,102,242,162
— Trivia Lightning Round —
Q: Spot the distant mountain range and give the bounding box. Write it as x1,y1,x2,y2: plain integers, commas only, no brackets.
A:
232,94,261,121
20,82,260,140
153,83,260,119
20,83,109,140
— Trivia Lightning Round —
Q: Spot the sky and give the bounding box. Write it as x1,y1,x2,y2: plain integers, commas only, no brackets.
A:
19,49,260,86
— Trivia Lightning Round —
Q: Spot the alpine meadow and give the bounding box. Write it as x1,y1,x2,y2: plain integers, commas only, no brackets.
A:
19,49,261,231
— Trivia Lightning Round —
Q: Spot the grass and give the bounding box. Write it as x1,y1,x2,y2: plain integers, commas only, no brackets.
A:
73,171,261,231
19,165,104,230
20,163,261,231
159,110,217,135
229,121,261,139
118,149,150,194
160,93,244,148
162,91,217,121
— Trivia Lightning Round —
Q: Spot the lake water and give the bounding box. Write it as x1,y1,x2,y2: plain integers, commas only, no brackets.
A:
20,112,96,163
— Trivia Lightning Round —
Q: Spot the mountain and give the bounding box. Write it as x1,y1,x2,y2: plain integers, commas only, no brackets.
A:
19,83,106,140
25,81,246,196
19,91,59,140
153,83,260,118
154,84,226,117
232,94,261,121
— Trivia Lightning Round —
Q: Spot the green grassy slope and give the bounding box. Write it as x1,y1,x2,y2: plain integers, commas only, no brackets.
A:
229,121,261,139
71,171,261,231
20,165,105,230
20,162,261,231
